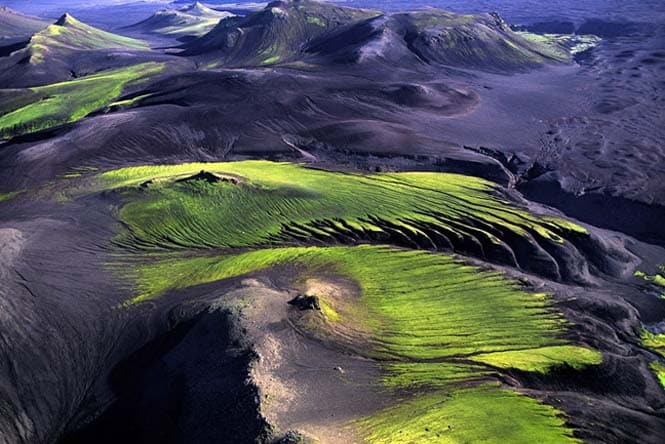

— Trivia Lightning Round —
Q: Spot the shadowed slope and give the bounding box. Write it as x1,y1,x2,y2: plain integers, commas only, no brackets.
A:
0,6,49,42
305,9,570,70
182,0,569,70
181,0,381,65
0,14,155,87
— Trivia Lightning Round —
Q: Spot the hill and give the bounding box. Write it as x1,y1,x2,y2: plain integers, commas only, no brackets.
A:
304,9,570,70
28,13,148,61
0,14,160,87
182,0,569,71
126,2,235,40
182,0,381,65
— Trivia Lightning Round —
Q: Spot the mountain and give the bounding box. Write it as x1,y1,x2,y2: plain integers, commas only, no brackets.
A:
182,0,568,71
0,6,50,43
29,13,148,57
181,0,381,65
0,14,159,87
126,2,235,40
305,10,570,70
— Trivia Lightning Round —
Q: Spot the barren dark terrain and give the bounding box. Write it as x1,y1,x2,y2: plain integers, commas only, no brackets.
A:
1,1,664,443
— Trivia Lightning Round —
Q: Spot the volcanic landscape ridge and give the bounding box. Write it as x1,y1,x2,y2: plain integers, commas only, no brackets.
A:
0,0,664,443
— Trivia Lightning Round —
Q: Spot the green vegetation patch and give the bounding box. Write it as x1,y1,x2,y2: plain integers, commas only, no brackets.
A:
0,191,21,202
357,385,580,444
635,268,665,290
129,244,600,378
100,161,601,442
127,244,597,442
642,330,665,357
98,161,587,257
650,361,665,389
0,62,164,139
30,14,147,62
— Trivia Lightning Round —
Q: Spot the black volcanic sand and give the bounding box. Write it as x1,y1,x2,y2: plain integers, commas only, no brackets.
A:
1,2,665,444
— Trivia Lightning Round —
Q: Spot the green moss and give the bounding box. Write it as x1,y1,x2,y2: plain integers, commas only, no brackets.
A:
469,345,602,373
99,161,600,441
650,361,665,389
642,330,665,357
635,270,665,288
306,16,325,27
261,55,281,65
0,63,164,139
29,15,148,63
318,297,340,322
128,245,599,375
0,191,21,202
108,93,153,109
97,161,587,253
357,385,580,444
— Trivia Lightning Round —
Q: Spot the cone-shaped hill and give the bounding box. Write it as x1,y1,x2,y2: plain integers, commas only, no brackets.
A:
0,14,165,87
183,0,569,71
126,2,235,40
29,13,148,60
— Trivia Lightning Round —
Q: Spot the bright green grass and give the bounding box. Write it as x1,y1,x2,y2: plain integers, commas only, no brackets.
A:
357,385,580,444
635,270,665,288
0,62,164,139
98,161,587,253
650,361,665,389
642,330,665,357
101,161,600,441
469,345,602,373
306,16,325,27
126,244,598,442
129,245,600,370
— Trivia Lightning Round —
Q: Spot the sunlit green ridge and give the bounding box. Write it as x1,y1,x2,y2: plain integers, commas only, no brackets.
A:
96,161,601,442
99,161,588,282
29,14,148,63
0,62,164,139
126,244,598,442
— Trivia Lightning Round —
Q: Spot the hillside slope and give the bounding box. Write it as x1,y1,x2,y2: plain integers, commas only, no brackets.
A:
0,6,49,43
126,2,234,40
303,9,569,70
0,14,173,87
182,0,381,66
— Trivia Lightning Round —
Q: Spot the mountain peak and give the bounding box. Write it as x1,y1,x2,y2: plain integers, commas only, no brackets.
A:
180,1,218,16
55,13,77,26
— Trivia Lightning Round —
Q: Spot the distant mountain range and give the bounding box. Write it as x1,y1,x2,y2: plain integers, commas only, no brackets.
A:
181,0,569,70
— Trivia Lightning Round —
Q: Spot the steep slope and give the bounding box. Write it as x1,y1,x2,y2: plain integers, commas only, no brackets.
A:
0,14,173,87
27,13,148,62
126,2,234,40
0,6,49,43
182,1,568,71
305,10,570,70
182,0,381,66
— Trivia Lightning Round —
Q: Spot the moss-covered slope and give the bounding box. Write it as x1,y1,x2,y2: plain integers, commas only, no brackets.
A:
98,161,606,282
0,62,164,139
27,13,148,63
98,161,604,439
